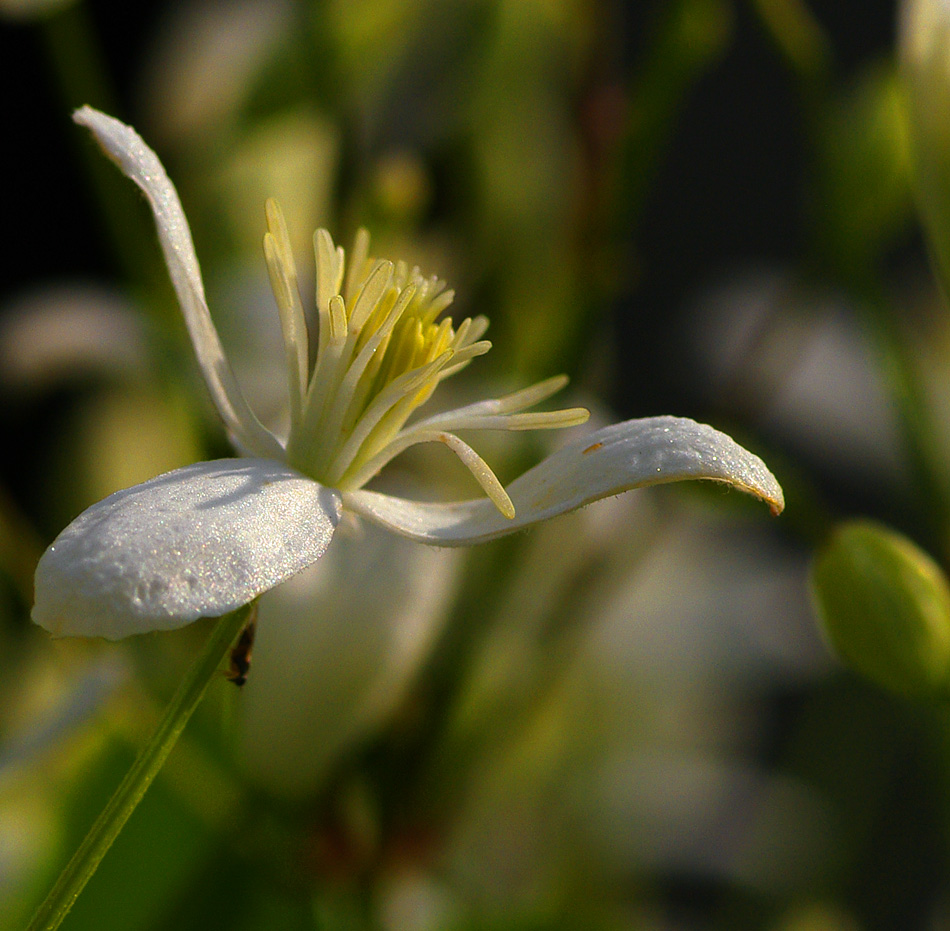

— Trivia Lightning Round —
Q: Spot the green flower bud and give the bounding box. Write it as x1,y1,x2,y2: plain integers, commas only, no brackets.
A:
812,521,950,697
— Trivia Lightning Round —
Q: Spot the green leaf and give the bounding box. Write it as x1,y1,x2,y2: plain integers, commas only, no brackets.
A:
902,0,950,299
814,64,913,274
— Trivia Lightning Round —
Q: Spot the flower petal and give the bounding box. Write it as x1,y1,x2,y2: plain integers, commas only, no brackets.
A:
72,106,283,461
33,459,340,639
343,416,783,544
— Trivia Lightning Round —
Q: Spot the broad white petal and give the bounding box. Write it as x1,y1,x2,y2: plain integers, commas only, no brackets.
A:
33,459,340,639
344,416,784,545
73,106,283,461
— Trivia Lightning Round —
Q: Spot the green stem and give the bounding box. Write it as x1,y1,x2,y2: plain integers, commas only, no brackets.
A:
26,605,251,931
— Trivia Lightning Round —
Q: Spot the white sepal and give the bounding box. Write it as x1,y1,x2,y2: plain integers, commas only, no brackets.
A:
72,106,283,461
343,416,784,545
33,459,340,639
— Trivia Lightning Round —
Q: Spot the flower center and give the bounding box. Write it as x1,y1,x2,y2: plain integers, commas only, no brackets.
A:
262,199,588,516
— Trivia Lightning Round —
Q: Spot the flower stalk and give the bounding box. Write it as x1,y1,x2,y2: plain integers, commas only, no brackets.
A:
25,604,252,931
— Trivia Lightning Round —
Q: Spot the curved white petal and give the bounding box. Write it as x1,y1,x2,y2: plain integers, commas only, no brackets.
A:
72,106,283,461
344,416,784,545
33,459,340,639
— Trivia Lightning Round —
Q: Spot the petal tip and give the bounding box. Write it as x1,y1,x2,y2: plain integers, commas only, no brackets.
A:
767,488,785,516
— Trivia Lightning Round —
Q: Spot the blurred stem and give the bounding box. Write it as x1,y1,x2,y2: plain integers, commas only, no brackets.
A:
563,0,733,379
0,482,45,608
858,277,950,561
749,0,832,89
25,604,252,931
40,2,115,116
611,0,733,235
757,0,948,553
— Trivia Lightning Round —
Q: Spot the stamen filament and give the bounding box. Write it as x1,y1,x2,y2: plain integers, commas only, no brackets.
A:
314,228,345,352
400,408,591,435
325,352,455,485
262,224,308,423
432,340,492,381
406,375,585,437
348,260,394,330
311,284,417,475
289,295,348,462
343,228,371,304
342,429,516,520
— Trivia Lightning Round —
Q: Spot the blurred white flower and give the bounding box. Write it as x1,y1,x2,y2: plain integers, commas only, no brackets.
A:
0,284,202,509
0,285,146,390
691,270,906,483
32,107,783,641
239,522,461,798
438,499,826,914
140,0,293,145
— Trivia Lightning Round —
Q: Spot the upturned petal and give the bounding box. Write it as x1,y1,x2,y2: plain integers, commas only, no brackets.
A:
33,459,340,639
343,416,783,544
72,106,283,461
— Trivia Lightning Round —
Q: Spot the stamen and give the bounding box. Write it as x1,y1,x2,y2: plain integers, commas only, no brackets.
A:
434,340,492,380
421,288,454,326
263,199,309,420
393,260,409,289
461,315,490,345
348,260,394,330
437,432,515,519
354,285,398,356
344,228,371,304
492,374,571,412
325,296,346,345
410,374,575,432
289,294,348,463
405,408,590,435
312,285,417,475
342,429,516,520
314,228,344,351
326,352,455,484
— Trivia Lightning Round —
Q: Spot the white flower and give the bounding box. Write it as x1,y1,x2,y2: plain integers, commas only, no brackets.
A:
32,106,784,641
238,524,462,798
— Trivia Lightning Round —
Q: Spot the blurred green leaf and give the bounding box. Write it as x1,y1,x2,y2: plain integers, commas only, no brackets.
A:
60,746,218,931
813,64,913,276
750,0,832,85
901,0,950,300
812,520,950,698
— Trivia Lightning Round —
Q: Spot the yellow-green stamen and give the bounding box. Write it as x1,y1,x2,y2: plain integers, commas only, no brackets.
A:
263,210,589,518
